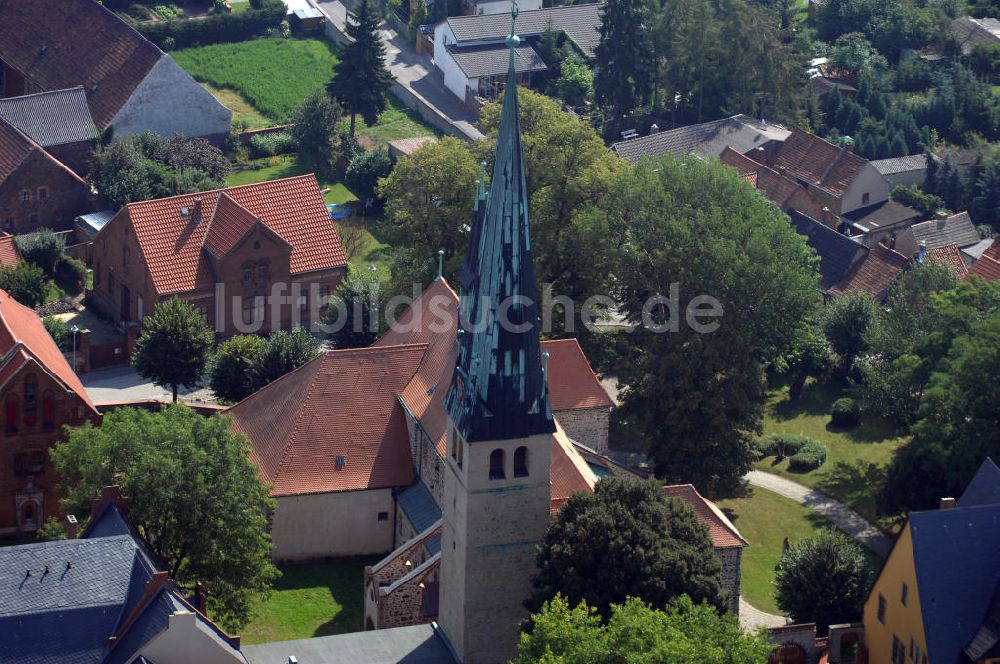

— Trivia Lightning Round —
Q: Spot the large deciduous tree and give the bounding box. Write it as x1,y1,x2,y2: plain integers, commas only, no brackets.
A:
247,328,320,392
529,477,727,616
51,405,279,631
290,89,343,172
132,298,214,402
323,267,384,349
328,0,393,136
821,291,877,375
610,157,819,493
208,334,267,403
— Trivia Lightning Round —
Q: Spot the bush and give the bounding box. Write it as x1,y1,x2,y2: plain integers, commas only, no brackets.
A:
43,316,71,350
135,0,285,49
757,433,813,458
0,263,46,308
15,229,65,275
345,148,392,204
789,440,828,471
55,256,88,291
161,36,176,51
209,334,267,403
831,397,862,427
248,131,298,159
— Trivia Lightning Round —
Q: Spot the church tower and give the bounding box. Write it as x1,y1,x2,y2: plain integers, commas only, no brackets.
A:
439,8,556,664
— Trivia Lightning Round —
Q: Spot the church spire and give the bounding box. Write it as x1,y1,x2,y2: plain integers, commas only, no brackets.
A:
445,3,554,443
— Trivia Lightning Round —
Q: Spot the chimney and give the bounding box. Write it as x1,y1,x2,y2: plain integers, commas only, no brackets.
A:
649,123,659,134
193,197,203,223
65,514,78,539
195,582,208,613
916,240,928,263
940,497,956,510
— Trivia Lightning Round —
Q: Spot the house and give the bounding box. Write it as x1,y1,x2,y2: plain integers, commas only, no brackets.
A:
0,87,98,175
388,136,438,161
89,175,347,332
0,234,20,268
840,199,922,245
894,212,983,261
870,154,928,188
460,0,543,16
0,288,101,535
0,116,97,234
0,0,231,142
969,254,1000,283
610,115,791,164
433,3,602,103
861,457,1000,664
928,244,970,279
950,16,1000,54
722,147,834,222
0,486,246,663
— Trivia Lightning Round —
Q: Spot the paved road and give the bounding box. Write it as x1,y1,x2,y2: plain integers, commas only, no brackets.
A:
82,365,215,406
745,470,892,558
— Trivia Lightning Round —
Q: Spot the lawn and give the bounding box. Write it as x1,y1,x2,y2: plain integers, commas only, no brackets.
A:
173,38,339,121
241,558,379,645
202,83,272,129
225,155,358,205
754,375,908,531
716,486,881,615
351,96,439,147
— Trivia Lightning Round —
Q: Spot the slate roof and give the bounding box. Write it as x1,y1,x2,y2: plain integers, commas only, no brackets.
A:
611,115,790,164
771,129,869,196
969,255,1000,283
76,211,116,238
447,43,546,79
829,242,909,302
958,457,1000,508
0,87,98,147
242,623,458,664
0,116,95,196
870,154,927,176
928,244,969,279
228,345,426,497
104,175,347,296
897,212,982,257
0,0,163,130
788,210,867,291
445,3,603,56
0,235,19,268
663,484,747,549
397,481,443,554
841,199,920,234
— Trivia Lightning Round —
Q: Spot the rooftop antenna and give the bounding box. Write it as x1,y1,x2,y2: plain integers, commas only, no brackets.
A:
437,249,445,280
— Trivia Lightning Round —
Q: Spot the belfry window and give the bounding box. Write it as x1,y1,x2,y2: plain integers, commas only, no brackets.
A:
489,449,505,480
514,446,528,477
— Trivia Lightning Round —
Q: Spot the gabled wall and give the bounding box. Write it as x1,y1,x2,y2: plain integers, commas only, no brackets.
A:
862,524,927,664
0,150,95,233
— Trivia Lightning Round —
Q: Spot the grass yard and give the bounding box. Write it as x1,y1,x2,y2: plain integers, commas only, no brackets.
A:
351,96,439,146
755,375,908,531
174,38,339,122
202,83,273,129
716,486,881,615
241,558,379,645
225,155,358,204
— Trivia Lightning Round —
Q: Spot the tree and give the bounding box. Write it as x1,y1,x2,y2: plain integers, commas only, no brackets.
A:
247,327,319,393
132,298,214,402
209,334,267,403
14,229,65,274
345,147,392,207
822,292,877,374
50,405,278,631
0,262,46,308
593,0,655,124
328,0,393,136
775,320,830,400
290,89,343,171
514,595,772,664
407,0,427,41
890,184,946,217
610,157,819,493
828,32,888,75
556,58,593,107
774,531,873,635
323,268,383,348
529,477,726,616
91,139,152,209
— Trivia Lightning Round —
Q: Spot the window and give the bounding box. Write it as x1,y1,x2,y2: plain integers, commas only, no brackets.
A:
122,245,129,271
24,375,36,403
901,582,908,606
514,446,528,478
242,297,254,325
5,396,18,434
42,392,53,429
489,449,505,480
108,272,115,298
256,260,269,280
891,636,905,664
456,434,463,468
377,512,389,522
37,187,48,200
862,192,870,205
14,450,45,476
196,304,208,322
242,262,253,283
299,286,308,313
909,638,914,658
878,594,887,624
4,217,13,231
19,189,30,202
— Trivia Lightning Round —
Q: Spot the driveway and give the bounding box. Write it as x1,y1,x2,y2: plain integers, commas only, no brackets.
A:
82,365,215,406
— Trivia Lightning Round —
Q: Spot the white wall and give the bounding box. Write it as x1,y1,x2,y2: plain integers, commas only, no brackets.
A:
841,163,891,214
138,612,244,664
473,0,541,14
433,22,475,102
111,56,232,140
271,488,396,561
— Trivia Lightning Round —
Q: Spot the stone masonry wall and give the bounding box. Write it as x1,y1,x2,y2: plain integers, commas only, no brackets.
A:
716,546,743,615
553,406,610,454
375,556,440,629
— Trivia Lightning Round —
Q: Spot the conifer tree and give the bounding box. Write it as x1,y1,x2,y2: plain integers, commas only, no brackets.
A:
593,0,655,127
328,0,393,136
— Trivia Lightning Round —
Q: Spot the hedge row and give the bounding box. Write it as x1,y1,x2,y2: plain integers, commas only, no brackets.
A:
134,0,286,50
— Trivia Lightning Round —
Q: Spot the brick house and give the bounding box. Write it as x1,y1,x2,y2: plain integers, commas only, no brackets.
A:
0,87,99,176
0,117,96,235
0,0,231,143
0,289,101,536
89,175,347,332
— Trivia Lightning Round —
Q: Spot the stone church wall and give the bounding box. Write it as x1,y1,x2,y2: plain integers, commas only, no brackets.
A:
552,406,610,454
716,546,743,615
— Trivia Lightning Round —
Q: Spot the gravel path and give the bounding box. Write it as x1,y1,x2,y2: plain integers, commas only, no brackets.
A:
739,597,786,631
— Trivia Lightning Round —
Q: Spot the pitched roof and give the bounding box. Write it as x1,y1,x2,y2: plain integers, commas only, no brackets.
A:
870,154,927,176
771,129,869,196
788,210,867,291
969,255,1000,283
904,212,982,252
227,344,426,496
951,16,1000,53
446,3,603,56
840,199,921,234
0,116,93,189
0,235,19,269
830,242,909,301
985,239,1000,262
109,175,346,295
612,115,790,164
663,484,748,549
397,481,442,554
0,87,98,147
0,288,97,413
550,422,599,512
447,43,547,79
959,457,1000,508
242,623,459,664
928,244,969,279
720,147,806,210
387,136,437,158
966,578,1000,662
543,338,614,411
0,0,163,130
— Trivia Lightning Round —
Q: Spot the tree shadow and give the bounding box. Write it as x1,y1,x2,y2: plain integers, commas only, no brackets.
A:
768,378,849,422
814,460,887,523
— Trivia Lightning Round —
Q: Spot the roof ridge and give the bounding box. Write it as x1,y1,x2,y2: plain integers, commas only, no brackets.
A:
124,174,318,211
0,116,92,187
0,85,86,101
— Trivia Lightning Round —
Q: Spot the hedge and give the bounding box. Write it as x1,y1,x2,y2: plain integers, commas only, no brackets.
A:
831,397,862,427
248,132,298,158
757,433,813,458
134,0,286,49
789,440,828,472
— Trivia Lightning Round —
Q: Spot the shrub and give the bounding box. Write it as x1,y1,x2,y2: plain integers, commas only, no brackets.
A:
43,316,71,350
136,0,285,49
248,131,298,159
757,433,813,458
15,229,65,275
56,256,88,288
161,36,176,51
209,334,267,403
831,397,862,427
345,148,392,204
789,440,828,471
0,263,46,308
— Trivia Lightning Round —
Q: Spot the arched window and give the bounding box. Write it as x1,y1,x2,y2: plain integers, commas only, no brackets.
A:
514,446,529,478
42,392,54,429
24,375,36,403
489,449,505,480
5,396,18,434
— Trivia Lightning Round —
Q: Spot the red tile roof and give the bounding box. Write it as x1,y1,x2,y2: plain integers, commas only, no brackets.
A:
543,339,614,411
550,426,598,512
831,242,909,300
720,146,802,209
969,255,1000,283
983,239,1000,262
663,484,748,549
227,344,427,496
0,289,97,414
109,175,347,295
772,130,868,196
0,0,162,130
0,236,20,269
929,244,969,279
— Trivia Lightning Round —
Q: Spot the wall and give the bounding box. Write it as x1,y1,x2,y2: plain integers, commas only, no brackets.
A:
433,24,473,102
553,406,610,454
139,611,244,664
716,546,742,615
89,208,158,325
0,150,96,234
270,488,396,561
882,169,925,189
841,163,891,215
45,140,96,177
111,56,232,141
862,524,927,664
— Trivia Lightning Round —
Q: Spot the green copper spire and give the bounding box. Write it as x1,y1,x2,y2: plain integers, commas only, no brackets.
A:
445,2,554,443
